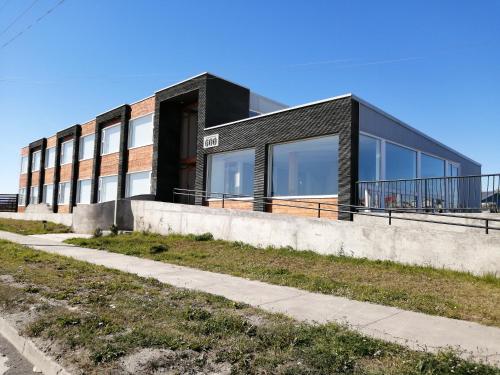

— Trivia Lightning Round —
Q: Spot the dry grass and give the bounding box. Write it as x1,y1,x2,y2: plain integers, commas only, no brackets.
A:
66,232,500,327
0,239,497,374
0,218,71,235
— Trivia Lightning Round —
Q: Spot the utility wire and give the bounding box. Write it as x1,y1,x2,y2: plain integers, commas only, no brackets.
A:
0,0,40,37
1,0,65,50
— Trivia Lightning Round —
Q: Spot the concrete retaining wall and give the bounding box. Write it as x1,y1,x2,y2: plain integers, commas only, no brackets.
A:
130,201,500,276
0,212,73,227
72,201,133,234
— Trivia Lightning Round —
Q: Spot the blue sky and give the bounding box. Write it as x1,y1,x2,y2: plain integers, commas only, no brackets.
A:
0,0,499,193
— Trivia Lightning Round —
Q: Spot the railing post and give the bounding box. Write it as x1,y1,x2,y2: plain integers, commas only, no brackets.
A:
389,209,392,225
222,193,225,208
486,219,489,235
317,203,321,218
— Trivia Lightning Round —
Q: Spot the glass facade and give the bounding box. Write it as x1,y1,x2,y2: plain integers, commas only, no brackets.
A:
77,179,92,204
29,186,39,204
385,142,417,180
20,156,28,174
43,184,53,205
421,153,445,178
271,135,339,196
58,182,70,204
32,150,41,172
207,149,255,197
359,135,381,181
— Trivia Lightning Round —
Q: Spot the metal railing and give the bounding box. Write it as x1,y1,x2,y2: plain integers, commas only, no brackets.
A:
356,174,500,213
0,194,18,212
172,188,500,234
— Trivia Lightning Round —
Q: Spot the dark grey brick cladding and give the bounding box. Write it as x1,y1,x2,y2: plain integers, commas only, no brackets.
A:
152,73,249,202
197,97,359,220
26,138,46,205
54,125,79,213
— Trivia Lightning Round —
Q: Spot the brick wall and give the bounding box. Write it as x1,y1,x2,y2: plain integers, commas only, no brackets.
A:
131,97,154,118
59,164,72,182
206,199,253,211
100,153,120,176
81,120,96,136
77,159,93,180
44,169,55,184
127,145,153,173
46,136,57,148
267,197,339,220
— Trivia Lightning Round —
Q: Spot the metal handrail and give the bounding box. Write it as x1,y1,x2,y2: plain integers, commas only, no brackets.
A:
172,188,500,234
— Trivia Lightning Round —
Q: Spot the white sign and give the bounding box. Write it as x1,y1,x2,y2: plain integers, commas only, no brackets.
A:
203,134,219,149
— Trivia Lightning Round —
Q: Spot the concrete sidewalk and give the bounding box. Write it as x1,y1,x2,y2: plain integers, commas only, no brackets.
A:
1,231,499,366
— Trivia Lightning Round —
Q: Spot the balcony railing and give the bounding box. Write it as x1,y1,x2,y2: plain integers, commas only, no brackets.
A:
356,174,500,212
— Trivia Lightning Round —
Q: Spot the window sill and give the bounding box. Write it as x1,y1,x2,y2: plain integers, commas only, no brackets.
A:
100,151,119,157
79,157,93,162
128,143,153,151
60,162,72,166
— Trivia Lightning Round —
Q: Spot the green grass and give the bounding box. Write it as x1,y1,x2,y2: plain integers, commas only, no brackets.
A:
65,232,500,327
0,240,497,374
0,218,71,235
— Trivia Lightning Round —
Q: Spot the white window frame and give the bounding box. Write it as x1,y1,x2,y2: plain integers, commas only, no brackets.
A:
43,184,54,206
101,123,121,156
18,188,27,206
98,174,118,203
29,186,39,205
128,113,154,150
58,182,71,205
79,134,95,161
45,147,56,168
60,140,74,166
31,150,41,172
267,135,340,199
125,170,152,198
20,156,28,174
76,179,92,205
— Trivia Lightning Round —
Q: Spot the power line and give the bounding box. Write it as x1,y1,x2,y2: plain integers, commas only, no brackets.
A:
1,0,66,50
0,0,40,37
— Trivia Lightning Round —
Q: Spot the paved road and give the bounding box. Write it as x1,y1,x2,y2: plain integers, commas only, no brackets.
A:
0,335,36,375
3,230,500,367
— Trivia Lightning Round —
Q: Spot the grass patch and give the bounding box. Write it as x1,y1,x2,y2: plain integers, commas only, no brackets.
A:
0,218,71,235
65,232,500,327
0,240,497,374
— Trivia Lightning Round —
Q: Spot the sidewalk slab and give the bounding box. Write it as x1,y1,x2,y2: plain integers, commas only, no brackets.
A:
1,230,499,366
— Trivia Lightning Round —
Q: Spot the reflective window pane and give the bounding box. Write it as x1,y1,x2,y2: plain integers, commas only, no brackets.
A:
271,135,339,196
129,114,153,149
32,151,41,172
58,182,71,204
207,149,255,197
20,156,28,174
77,179,92,204
385,142,417,180
421,153,445,178
126,171,151,197
101,124,121,155
99,175,118,203
359,135,381,181
18,188,26,206
45,147,56,168
43,184,53,205
29,186,39,204
61,140,74,165
79,134,95,160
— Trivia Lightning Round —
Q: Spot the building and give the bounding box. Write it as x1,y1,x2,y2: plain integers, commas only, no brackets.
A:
17,72,481,220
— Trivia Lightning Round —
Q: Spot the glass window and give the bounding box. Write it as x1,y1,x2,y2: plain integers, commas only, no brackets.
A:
77,179,92,204
421,153,445,178
385,142,417,180
101,124,121,155
271,136,339,196
61,140,74,165
448,163,459,177
129,114,153,149
359,134,381,181
126,171,151,197
32,150,41,172
43,184,54,205
58,182,71,204
18,188,26,206
79,134,95,160
45,147,56,168
98,175,118,203
207,149,255,197
29,186,39,204
20,156,28,174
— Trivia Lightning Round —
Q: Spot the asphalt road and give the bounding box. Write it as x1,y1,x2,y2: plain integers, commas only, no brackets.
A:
0,335,36,375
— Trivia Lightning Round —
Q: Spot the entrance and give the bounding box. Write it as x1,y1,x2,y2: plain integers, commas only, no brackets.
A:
178,106,198,204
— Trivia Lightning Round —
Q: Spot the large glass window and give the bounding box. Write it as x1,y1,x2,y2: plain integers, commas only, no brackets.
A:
19,188,26,206
77,179,92,204
271,135,339,197
129,114,153,149
359,135,381,181
207,149,255,197
45,147,56,168
79,134,95,160
58,182,71,204
43,184,54,205
29,186,39,204
98,175,118,203
448,163,459,177
101,124,121,155
20,156,28,174
32,150,41,172
385,142,417,180
60,140,74,165
126,171,151,197
421,153,445,178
